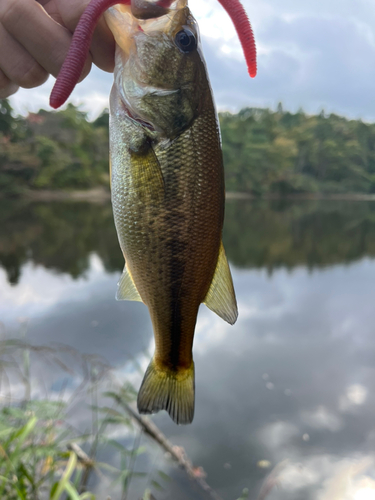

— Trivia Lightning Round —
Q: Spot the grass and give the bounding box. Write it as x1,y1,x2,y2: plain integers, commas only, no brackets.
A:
0,327,251,500
0,330,157,500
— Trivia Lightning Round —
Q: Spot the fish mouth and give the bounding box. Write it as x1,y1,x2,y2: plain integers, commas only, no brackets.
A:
106,0,187,44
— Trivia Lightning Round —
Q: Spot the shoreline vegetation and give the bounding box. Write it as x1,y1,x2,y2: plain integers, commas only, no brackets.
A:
3,99,375,198
0,335,233,500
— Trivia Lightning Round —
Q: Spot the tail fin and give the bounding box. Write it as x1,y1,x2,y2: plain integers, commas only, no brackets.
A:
137,358,195,425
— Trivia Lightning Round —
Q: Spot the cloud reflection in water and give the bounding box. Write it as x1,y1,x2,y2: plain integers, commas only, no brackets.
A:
1,200,375,498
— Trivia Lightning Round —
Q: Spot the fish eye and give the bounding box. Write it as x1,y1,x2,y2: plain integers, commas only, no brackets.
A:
175,29,197,53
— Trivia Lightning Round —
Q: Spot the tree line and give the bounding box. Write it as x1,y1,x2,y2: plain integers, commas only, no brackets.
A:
0,100,109,195
2,99,375,195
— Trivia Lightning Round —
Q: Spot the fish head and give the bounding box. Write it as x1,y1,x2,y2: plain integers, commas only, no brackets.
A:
105,0,208,139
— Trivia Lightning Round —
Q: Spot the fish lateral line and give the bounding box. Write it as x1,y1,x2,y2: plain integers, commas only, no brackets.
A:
49,0,257,109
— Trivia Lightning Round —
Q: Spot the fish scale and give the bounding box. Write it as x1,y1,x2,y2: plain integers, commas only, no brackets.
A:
106,2,237,424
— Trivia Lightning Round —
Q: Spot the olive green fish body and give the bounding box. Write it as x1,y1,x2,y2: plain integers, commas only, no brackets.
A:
106,1,237,424
111,83,224,363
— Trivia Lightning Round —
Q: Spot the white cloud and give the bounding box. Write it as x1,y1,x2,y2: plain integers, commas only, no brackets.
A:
257,455,375,499
317,457,374,500
8,0,375,120
0,253,116,325
194,309,230,354
339,384,368,412
259,420,300,449
301,406,344,432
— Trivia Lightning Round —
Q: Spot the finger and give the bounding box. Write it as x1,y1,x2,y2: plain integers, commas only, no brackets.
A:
55,0,115,73
37,0,65,28
0,0,92,79
0,24,48,89
0,69,19,98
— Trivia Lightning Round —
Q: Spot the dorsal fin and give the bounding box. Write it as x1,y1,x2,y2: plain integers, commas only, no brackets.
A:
204,242,238,325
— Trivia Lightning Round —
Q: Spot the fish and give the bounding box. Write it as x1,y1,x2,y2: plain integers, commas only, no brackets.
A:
107,0,238,425
50,0,257,425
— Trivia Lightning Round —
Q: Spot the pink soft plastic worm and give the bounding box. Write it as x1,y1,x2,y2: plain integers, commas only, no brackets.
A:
50,0,130,108
49,0,257,109
217,0,257,78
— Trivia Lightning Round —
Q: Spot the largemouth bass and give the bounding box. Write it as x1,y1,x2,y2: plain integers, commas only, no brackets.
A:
50,0,257,424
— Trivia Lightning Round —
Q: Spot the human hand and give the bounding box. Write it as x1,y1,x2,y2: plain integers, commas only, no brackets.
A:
0,0,115,99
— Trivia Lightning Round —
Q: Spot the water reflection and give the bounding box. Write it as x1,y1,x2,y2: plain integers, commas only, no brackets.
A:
2,199,375,286
1,199,375,499
224,199,375,270
185,262,375,499
0,199,123,285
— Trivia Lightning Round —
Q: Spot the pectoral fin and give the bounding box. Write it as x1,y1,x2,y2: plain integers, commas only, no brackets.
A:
204,242,238,325
116,265,143,302
130,145,164,203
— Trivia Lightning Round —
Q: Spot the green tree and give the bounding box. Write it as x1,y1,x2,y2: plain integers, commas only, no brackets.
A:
0,99,14,136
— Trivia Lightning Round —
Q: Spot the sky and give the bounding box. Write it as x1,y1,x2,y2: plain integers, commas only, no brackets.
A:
8,0,375,121
3,252,375,498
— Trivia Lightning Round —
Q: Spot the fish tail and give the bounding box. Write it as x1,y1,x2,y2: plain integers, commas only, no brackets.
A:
137,358,195,424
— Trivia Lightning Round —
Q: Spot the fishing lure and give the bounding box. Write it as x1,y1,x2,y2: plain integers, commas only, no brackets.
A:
50,0,256,108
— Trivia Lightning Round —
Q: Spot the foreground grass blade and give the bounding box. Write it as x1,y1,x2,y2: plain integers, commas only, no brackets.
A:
64,481,95,500
51,452,77,500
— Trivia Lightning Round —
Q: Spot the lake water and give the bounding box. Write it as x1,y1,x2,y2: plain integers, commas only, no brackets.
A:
1,198,375,499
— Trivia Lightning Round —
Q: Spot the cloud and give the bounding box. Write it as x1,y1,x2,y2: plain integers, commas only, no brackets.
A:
256,455,375,500
301,406,344,432
200,2,375,119
8,0,375,120
5,246,375,498
259,420,300,449
0,254,153,364
339,384,368,412
9,67,113,120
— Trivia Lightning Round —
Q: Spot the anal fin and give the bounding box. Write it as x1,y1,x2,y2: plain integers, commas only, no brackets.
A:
116,265,143,302
203,242,238,325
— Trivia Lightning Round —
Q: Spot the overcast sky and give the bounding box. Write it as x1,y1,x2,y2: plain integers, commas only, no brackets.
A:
9,0,375,121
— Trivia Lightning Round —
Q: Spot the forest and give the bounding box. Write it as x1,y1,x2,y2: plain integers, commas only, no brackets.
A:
1,98,375,196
